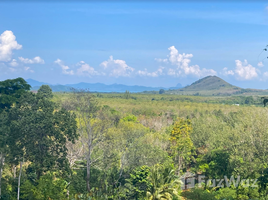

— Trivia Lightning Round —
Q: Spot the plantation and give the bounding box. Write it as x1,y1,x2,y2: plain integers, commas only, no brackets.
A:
1,78,268,199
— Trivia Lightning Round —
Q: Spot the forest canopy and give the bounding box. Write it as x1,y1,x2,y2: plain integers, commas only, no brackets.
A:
1,78,268,200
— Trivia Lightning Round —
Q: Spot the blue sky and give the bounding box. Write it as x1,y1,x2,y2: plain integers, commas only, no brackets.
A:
1,2,268,89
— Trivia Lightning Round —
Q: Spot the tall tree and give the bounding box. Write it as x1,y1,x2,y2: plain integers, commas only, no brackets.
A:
169,118,195,176
0,78,30,198
159,89,165,94
37,85,53,99
125,165,151,199
0,111,9,198
0,77,31,111
10,90,78,179
63,89,112,192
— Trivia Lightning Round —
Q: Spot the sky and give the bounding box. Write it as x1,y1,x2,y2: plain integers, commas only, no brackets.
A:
1,1,268,89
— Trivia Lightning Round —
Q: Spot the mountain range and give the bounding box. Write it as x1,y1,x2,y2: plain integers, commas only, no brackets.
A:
27,79,183,93
27,76,268,96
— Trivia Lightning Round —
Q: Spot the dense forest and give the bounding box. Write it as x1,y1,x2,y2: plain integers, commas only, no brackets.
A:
1,77,268,200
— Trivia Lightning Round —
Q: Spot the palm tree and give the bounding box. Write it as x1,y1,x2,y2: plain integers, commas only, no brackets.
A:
146,165,183,200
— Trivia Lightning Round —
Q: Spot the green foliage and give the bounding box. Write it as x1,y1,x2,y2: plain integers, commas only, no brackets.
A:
9,92,78,178
20,173,67,200
182,186,217,200
125,165,151,199
69,170,87,196
37,85,53,99
169,118,195,174
159,89,165,94
0,77,31,111
3,78,268,199
146,164,182,200
196,149,232,179
182,185,236,200
258,168,268,197
183,76,235,91
244,96,253,105
215,187,236,200
121,114,138,122
124,90,131,99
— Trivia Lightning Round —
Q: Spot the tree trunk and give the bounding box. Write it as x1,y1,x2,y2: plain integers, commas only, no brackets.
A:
0,152,4,199
17,161,23,200
13,165,16,178
86,154,91,192
86,126,92,193
177,155,182,176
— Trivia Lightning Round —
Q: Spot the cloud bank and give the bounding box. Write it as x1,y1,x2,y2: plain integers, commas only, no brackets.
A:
223,60,258,80
0,30,22,62
100,56,135,77
2,29,268,83
19,56,45,64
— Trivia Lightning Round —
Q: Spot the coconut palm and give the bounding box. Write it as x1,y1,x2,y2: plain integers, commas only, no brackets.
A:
146,165,182,200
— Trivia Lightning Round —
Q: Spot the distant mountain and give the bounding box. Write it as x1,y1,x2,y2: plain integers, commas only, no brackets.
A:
66,82,165,93
176,83,182,88
31,85,72,92
27,79,182,93
183,76,239,91
169,83,183,90
26,79,49,87
166,76,268,96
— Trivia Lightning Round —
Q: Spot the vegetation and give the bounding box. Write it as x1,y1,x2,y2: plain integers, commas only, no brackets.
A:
2,77,268,199
183,75,237,90
29,76,268,96
164,76,268,96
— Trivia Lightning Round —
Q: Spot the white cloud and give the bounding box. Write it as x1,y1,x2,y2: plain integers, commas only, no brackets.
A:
18,56,45,64
263,71,268,79
100,56,134,77
137,67,164,77
0,62,33,73
54,59,74,75
155,58,168,63
9,59,18,67
234,59,258,80
258,61,264,67
24,66,34,73
0,30,22,62
222,67,235,75
76,61,99,76
156,46,217,77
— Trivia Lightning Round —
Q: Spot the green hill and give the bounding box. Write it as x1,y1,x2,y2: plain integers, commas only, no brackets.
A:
183,75,239,91
166,76,268,96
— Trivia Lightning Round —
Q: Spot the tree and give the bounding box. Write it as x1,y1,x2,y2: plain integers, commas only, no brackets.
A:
9,90,78,180
261,97,268,107
146,164,182,200
182,185,217,200
169,118,195,175
63,89,113,192
0,111,9,198
124,90,131,99
21,173,68,200
159,89,165,94
0,77,31,111
244,96,253,105
37,85,53,99
196,149,232,180
125,165,151,199
258,168,268,198
0,78,30,197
